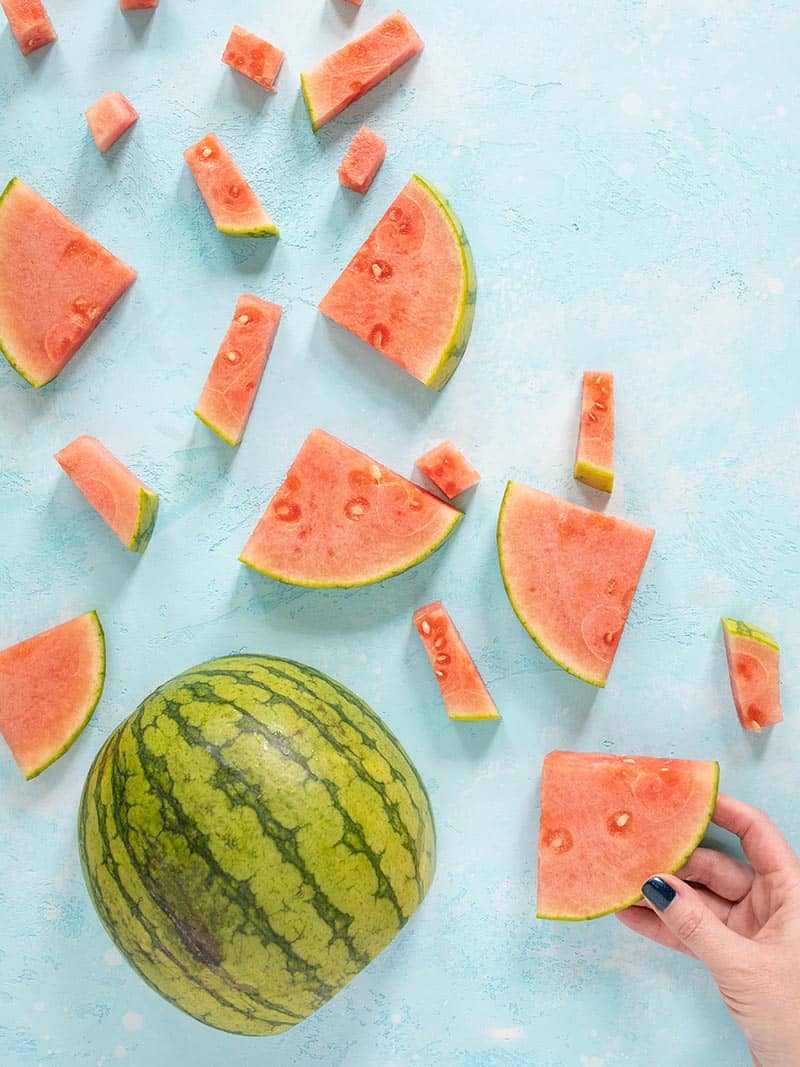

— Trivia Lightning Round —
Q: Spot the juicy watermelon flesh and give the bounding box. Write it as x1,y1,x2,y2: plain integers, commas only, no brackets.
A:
0,612,105,779
85,92,138,153
0,180,136,387
574,371,614,493
416,440,480,499
56,435,159,553
414,602,500,720
338,126,387,195
222,25,284,92
195,295,282,446
722,618,782,731
120,0,159,10
538,751,719,920
2,0,56,56
497,483,654,687
184,134,279,238
301,11,423,131
240,429,462,587
319,175,476,390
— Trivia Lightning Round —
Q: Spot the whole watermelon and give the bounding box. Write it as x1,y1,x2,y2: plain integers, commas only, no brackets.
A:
77,655,436,1035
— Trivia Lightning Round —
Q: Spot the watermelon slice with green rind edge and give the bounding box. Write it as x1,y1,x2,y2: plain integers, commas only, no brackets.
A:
184,134,279,238
574,371,614,493
722,617,782,731
414,601,500,720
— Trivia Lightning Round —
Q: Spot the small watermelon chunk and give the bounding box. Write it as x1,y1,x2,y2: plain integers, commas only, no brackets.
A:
342,0,363,7
416,441,479,499
320,175,476,390
574,371,614,493
85,92,138,154
301,11,423,132
0,612,105,780
722,617,782,732
195,295,282,446
0,179,136,388
497,483,654,687
414,602,500,720
222,25,284,93
1,0,56,56
537,751,719,920
55,435,159,553
240,429,462,588
184,133,279,238
120,0,158,9
338,126,387,195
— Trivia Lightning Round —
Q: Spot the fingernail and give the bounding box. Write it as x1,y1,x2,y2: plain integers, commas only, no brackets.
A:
642,877,677,911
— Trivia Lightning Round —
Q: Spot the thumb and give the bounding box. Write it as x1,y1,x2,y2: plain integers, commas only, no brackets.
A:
642,875,745,974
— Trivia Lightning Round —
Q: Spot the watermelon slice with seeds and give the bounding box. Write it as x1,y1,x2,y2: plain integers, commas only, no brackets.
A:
574,371,614,493
184,134,279,238
537,751,719,920
1,0,57,55
0,612,105,780
722,617,782,732
240,429,462,587
414,601,500,720
497,483,654,687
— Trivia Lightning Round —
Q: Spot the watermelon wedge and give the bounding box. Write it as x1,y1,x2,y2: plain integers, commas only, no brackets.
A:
0,612,105,780
0,179,136,388
240,429,462,587
320,175,476,390
85,92,138,154
301,11,423,132
55,435,159,553
121,0,158,9
222,25,284,93
416,440,480,499
537,751,719,920
338,126,387,195
1,0,57,56
497,483,654,687
184,134,279,238
574,371,614,493
722,617,782,732
195,295,282,446
414,602,500,720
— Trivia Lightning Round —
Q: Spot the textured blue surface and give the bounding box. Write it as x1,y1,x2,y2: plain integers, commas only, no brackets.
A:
1,1,799,1064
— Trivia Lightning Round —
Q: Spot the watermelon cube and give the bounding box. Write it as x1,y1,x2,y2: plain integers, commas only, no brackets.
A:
338,126,387,195
1,0,57,56
416,441,480,499
85,92,138,154
120,0,158,9
222,25,284,93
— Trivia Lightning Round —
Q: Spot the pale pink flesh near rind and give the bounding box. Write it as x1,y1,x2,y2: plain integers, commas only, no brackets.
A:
416,441,480,499
414,601,500,720
722,623,782,731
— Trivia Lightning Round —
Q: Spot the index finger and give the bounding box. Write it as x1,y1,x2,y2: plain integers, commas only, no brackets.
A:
713,793,800,877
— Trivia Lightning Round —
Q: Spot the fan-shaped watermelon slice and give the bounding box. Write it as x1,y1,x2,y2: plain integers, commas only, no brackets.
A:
0,179,136,388
184,134,279,238
414,601,500,720
2,0,57,56
537,751,719,920
0,612,105,780
574,371,614,493
240,429,462,587
320,175,476,390
722,617,782,732
497,483,654,687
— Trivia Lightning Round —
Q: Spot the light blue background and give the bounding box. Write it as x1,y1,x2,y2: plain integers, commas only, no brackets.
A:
1,1,799,1064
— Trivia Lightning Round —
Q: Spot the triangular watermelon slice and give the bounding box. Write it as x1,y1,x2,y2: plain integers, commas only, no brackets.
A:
0,179,137,388
184,134,279,238
722,617,782,732
319,175,476,390
537,751,719,920
240,429,462,587
0,612,106,780
414,601,500,720
497,483,654,687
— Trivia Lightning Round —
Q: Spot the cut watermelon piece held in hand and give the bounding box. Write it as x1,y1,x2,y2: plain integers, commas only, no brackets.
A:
416,440,479,499
222,25,284,93
722,617,782,732
574,371,614,493
338,126,387,195
1,0,57,55
414,602,500,720
184,134,279,238
85,92,138,154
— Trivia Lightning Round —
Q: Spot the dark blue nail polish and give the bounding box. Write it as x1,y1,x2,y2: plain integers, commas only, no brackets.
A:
642,877,677,911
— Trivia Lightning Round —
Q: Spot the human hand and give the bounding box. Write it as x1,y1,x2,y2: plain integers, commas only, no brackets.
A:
617,793,800,1067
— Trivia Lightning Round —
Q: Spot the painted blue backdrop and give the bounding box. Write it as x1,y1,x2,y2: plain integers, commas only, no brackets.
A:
1,1,799,1063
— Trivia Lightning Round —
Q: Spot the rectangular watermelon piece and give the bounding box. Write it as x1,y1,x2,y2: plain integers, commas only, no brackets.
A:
120,0,158,9
414,602,500,720
416,440,480,499
574,371,614,493
85,92,138,153
301,11,424,132
222,25,285,93
338,126,387,195
721,617,782,732
0,179,137,388
1,0,56,55
195,295,282,446
184,133,279,238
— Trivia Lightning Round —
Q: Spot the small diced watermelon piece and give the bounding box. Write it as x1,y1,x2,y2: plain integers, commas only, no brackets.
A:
341,0,363,6
722,618,783,732
338,126,387,195
85,92,138,154
184,133,279,238
222,25,285,93
414,601,500,721
416,440,479,499
574,371,614,493
1,0,56,56
120,0,158,9
195,295,282,446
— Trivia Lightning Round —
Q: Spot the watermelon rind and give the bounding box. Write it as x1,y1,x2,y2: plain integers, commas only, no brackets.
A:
574,457,614,494
129,488,159,553
721,616,779,651
299,74,321,134
193,407,238,447
217,220,280,239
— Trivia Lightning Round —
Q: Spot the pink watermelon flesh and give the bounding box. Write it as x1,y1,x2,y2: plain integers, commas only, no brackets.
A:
184,134,279,238
55,435,159,553
0,612,105,779
85,92,138,153
574,371,614,493
338,126,387,195
414,601,500,720
195,295,282,446
301,11,423,132
222,25,284,92
722,618,782,731
497,483,654,687
537,751,719,920
416,440,480,499
240,429,463,588
1,0,56,55
0,180,136,387
120,0,158,10
342,0,363,7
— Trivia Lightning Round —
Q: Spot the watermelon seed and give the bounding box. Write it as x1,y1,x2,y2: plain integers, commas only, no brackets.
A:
225,350,241,364
434,669,445,678
409,498,423,512
228,184,242,200
593,400,607,412
606,578,617,594
369,324,389,349
433,636,446,650
607,811,632,835
344,497,370,521
588,412,598,423
603,631,616,645
544,828,573,854
435,653,450,665
370,260,393,282
237,314,250,325
420,619,431,635
274,500,301,522
201,146,213,159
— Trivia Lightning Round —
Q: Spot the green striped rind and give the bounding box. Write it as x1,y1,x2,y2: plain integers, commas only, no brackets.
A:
128,488,159,553
193,407,239,447
721,617,779,651
217,221,280,238
0,178,48,389
78,655,436,1035
574,458,614,494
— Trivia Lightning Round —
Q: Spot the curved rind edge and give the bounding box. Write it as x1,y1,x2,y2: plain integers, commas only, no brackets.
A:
194,407,239,447
129,489,159,554
574,459,614,494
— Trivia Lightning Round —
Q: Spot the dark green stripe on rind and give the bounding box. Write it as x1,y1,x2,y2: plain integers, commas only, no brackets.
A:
129,489,159,553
